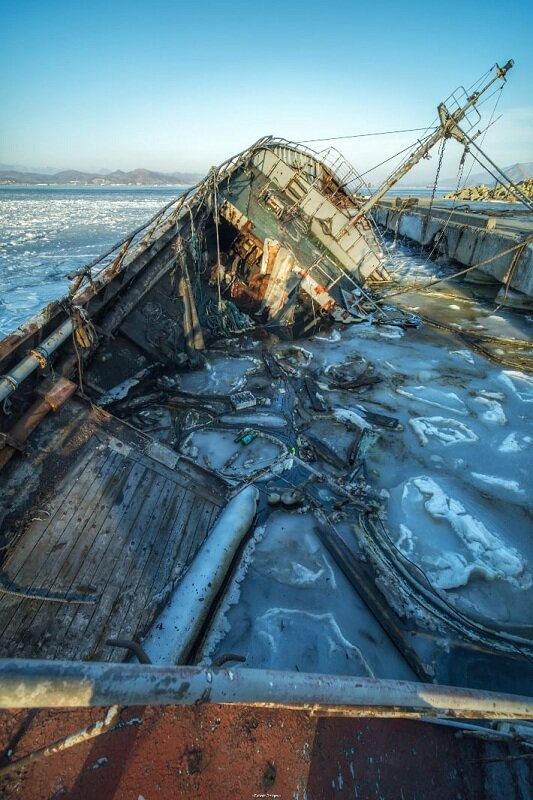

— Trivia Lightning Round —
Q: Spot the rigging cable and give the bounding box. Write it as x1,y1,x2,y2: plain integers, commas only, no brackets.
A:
300,126,438,144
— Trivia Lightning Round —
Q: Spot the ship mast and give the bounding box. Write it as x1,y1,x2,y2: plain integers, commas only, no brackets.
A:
350,60,514,224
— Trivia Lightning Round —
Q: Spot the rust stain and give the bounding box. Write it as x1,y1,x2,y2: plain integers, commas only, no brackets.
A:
0,706,530,799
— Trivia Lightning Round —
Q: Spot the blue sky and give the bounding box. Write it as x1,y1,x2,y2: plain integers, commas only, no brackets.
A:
1,0,532,182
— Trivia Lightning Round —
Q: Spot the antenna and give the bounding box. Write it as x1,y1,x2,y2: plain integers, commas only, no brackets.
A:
346,60,514,226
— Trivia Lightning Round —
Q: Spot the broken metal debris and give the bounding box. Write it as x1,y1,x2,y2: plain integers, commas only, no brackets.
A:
230,391,257,411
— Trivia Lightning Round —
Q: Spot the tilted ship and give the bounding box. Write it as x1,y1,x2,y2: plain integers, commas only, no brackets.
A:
0,60,532,796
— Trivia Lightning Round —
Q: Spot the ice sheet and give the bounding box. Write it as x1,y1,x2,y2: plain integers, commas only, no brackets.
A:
203,510,417,680
409,416,478,447
395,476,531,594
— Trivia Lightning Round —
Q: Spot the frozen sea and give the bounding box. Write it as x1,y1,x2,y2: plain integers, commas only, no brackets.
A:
0,185,186,336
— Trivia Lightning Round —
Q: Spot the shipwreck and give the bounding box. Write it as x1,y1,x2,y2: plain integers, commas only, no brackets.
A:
0,60,532,795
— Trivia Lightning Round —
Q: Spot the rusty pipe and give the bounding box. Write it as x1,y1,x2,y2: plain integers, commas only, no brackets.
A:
0,660,531,720
0,368,77,471
0,318,74,403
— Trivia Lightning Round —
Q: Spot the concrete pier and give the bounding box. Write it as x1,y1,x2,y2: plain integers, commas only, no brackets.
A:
371,198,533,307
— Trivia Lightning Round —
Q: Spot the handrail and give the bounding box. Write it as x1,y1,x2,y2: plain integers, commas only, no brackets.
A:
0,659,531,719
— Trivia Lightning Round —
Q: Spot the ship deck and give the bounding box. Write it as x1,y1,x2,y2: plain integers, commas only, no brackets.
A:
0,398,227,662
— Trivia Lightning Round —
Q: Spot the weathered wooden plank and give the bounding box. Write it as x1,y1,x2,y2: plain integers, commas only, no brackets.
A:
13,455,143,660
172,498,212,570
0,437,104,575
58,468,167,660
126,448,227,507
91,477,178,660
130,491,199,641
181,501,217,566
0,450,120,646
3,454,133,657
0,402,230,662
117,499,218,656
102,481,189,654
48,460,153,660
0,443,111,592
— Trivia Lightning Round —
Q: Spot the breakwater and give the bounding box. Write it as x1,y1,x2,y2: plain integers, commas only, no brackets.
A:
372,197,533,307
445,178,533,203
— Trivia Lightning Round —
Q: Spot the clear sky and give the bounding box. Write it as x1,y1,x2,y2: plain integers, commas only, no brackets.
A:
1,0,532,183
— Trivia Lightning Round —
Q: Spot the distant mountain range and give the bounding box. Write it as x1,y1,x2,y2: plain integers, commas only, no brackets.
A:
0,167,205,186
437,162,533,188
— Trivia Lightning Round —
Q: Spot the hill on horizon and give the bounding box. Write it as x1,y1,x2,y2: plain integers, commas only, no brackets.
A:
438,161,533,188
0,167,205,186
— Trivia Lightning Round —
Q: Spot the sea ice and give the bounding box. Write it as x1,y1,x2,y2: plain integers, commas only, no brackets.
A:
499,370,533,403
253,531,337,590
332,408,373,430
470,472,525,496
409,416,478,447
396,386,468,415
396,523,415,554
314,328,342,343
405,477,528,590
499,433,532,453
250,608,374,675
377,325,404,339
450,350,475,365
472,395,507,425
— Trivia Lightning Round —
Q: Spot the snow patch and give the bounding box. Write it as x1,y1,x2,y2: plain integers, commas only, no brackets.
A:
396,386,468,415
473,396,507,425
314,328,342,343
396,523,415,554
450,350,475,364
332,408,373,430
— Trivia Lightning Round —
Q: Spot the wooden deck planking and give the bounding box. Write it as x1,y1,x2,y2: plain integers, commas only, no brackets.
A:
99,480,189,657
107,496,219,659
0,449,120,643
0,444,112,601
61,470,170,661
114,490,199,645
0,423,227,662
125,449,226,508
182,502,219,565
3,452,133,656
48,460,157,661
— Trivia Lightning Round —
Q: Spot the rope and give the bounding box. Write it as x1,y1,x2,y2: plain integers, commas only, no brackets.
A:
352,141,419,182
200,298,254,338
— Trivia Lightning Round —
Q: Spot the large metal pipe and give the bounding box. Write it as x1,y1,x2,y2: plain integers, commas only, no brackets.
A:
0,660,531,719
0,318,74,402
143,485,259,664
